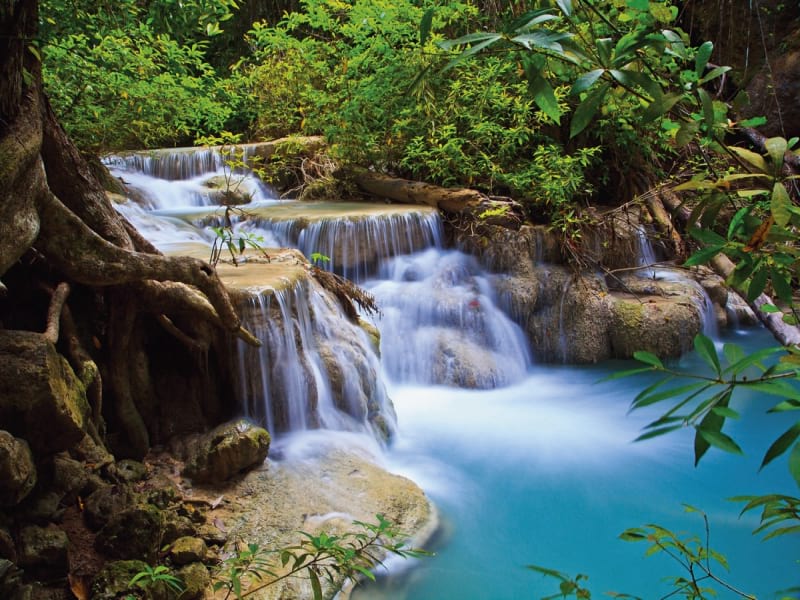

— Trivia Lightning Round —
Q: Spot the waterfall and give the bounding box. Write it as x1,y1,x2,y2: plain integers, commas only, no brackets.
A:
235,280,395,440
635,225,658,278
366,248,531,388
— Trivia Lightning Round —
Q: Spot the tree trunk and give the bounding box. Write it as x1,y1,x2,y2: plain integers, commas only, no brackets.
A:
0,0,254,457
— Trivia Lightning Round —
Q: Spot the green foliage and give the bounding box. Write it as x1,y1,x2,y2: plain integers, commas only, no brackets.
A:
126,564,185,598
310,252,331,266
211,514,430,599
41,0,242,150
675,136,800,326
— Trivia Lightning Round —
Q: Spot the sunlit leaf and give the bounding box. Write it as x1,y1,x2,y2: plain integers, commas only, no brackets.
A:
555,0,572,16
572,69,605,95
765,137,788,174
771,182,792,227
528,75,561,124
632,350,663,368
729,146,768,172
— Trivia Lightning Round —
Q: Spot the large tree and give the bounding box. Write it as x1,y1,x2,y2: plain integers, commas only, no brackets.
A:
0,0,256,457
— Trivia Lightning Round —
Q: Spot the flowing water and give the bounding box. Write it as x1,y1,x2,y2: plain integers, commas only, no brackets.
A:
110,149,799,599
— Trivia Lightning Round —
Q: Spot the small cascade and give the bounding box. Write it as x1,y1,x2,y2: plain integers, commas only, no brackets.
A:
105,146,277,210
635,225,659,278
235,279,395,440
366,248,531,388
233,211,444,281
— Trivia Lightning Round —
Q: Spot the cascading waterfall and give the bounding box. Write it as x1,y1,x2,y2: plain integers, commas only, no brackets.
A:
366,248,531,388
235,280,394,439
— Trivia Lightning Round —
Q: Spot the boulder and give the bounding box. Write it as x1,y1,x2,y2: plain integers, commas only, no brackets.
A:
83,484,139,531
0,431,36,507
610,294,701,358
90,560,149,600
95,503,165,562
167,537,207,565
175,562,209,600
0,331,89,456
180,420,270,484
17,525,69,581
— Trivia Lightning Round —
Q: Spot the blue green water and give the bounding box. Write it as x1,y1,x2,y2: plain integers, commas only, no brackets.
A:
354,328,799,600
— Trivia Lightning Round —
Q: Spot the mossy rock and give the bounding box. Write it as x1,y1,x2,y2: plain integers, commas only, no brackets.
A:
0,431,36,507
95,503,165,562
17,525,69,581
175,562,209,600
83,484,139,530
181,420,270,484
168,537,207,566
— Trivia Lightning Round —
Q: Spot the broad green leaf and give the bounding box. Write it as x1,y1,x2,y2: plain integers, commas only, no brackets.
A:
439,32,501,50
694,334,720,375
771,267,794,303
608,69,661,98
689,226,726,245
683,244,724,267
642,92,682,123
771,182,792,227
512,11,559,32
727,206,750,239
760,303,782,313
556,0,572,16
789,442,800,487
676,120,700,147
711,406,740,419
511,31,570,52
596,37,613,67
634,425,684,441
441,35,502,71
698,65,731,85
694,41,713,77
698,88,715,130
694,394,730,465
729,146,768,172
572,69,605,95
738,115,767,128
419,9,434,46
309,569,323,600
763,524,800,541
760,422,800,470
743,380,800,400
570,84,609,138
747,265,768,302
722,342,745,367
674,179,718,191
697,428,743,457
765,136,788,174
768,400,800,413
632,350,663,368
528,75,561,124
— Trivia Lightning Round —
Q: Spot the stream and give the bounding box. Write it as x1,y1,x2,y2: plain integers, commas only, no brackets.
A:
107,149,799,600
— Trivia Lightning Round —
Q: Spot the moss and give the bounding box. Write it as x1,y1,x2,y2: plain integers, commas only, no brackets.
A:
614,300,645,329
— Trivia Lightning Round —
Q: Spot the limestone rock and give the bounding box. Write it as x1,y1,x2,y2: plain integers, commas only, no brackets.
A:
90,560,149,600
108,459,148,483
0,431,36,507
168,537,207,565
195,522,227,547
175,562,210,600
0,331,89,456
83,484,138,531
163,515,196,545
51,454,88,504
17,525,69,580
180,419,270,484
95,504,164,562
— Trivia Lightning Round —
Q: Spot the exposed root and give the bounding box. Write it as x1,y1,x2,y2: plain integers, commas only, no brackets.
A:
310,267,379,322
43,281,70,344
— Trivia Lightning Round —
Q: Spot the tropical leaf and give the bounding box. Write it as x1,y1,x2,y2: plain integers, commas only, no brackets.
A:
419,8,434,46
729,146,768,172
570,83,609,138
528,75,561,124
771,182,792,227
760,422,800,470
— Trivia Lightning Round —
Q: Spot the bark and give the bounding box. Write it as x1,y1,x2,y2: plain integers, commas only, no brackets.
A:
645,192,686,259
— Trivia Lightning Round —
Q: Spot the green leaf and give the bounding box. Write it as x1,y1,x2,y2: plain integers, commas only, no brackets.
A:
689,226,726,246
633,381,708,410
698,65,731,85
601,366,654,381
729,146,768,172
528,75,561,124
556,0,572,16
419,9,434,46
694,41,713,77
727,206,750,239
572,69,605,95
760,422,800,470
765,136,788,173
694,338,721,380
596,38,613,67
684,244,724,267
722,343,745,367
642,92,682,123
570,84,609,138
771,182,792,227
697,428,743,457
632,350,663,368
698,88,715,130
634,425,684,441
676,120,700,147
771,267,794,303
747,265,768,302
309,569,323,600
790,442,800,488
711,406,740,419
